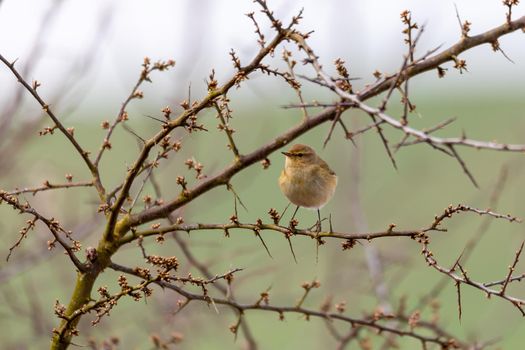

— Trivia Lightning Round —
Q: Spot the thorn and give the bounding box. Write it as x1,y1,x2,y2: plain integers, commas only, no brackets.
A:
286,232,298,263
125,127,146,143
227,183,248,213
144,114,167,124
255,231,273,258
277,202,292,225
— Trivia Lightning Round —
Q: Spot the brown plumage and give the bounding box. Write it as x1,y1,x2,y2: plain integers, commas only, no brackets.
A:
279,144,337,209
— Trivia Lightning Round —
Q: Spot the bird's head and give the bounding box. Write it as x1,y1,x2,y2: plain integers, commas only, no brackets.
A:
281,144,317,167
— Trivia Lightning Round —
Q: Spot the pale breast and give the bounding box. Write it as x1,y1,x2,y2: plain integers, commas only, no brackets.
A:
279,166,337,209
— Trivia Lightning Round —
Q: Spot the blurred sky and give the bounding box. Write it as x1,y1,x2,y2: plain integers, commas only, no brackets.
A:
0,0,524,115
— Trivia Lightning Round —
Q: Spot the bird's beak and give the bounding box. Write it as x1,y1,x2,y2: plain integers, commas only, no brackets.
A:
281,151,292,157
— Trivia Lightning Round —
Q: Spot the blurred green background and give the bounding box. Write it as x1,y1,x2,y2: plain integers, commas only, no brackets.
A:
1,1,525,349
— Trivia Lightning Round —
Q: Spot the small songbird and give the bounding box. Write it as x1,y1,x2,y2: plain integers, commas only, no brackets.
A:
279,144,337,231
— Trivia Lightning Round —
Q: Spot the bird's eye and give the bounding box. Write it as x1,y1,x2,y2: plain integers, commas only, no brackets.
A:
296,153,304,157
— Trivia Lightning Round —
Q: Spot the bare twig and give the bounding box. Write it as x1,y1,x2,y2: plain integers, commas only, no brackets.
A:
214,101,241,158
358,15,525,99
0,191,85,271
94,58,176,167
416,166,510,310
0,54,105,199
7,181,93,196
500,240,525,296
422,240,525,316
120,204,520,245
113,262,463,349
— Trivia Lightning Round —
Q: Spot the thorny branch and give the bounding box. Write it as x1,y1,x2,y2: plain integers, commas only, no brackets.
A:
95,58,176,168
54,259,241,343
214,99,241,159
7,180,94,196
422,239,525,316
0,1,524,349
358,14,525,100
287,22,525,184
0,54,106,200
120,204,520,246
0,191,84,271
111,262,464,350
416,165,511,311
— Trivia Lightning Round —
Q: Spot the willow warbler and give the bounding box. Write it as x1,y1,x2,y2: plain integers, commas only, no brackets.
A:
279,144,337,230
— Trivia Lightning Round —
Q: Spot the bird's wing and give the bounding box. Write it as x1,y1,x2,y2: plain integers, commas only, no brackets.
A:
318,157,336,175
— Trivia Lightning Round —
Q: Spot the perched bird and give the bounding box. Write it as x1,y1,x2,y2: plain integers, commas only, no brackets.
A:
278,144,337,231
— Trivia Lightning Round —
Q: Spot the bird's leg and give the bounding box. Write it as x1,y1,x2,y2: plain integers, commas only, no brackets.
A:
316,209,322,232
